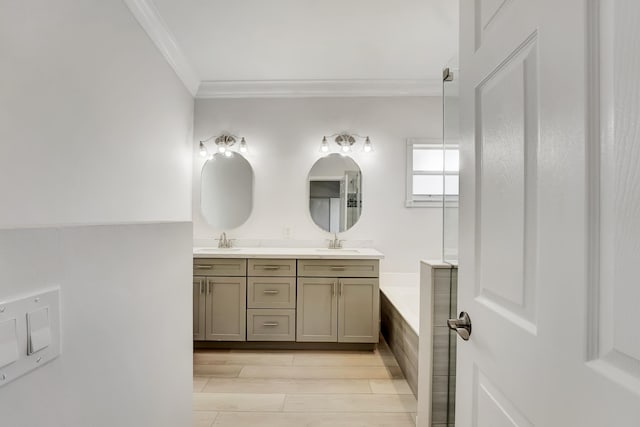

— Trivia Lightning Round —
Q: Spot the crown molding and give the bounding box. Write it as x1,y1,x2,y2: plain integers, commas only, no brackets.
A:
124,1,442,99
124,0,200,96
196,79,442,98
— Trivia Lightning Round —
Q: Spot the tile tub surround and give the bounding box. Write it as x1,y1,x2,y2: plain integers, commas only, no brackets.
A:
192,338,417,427
380,292,420,397
416,261,457,427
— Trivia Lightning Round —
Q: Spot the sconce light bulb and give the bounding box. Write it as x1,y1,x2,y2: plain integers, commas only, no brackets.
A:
224,150,233,157
199,142,208,157
320,136,329,153
218,145,226,153
239,137,248,153
363,137,372,153
342,145,350,153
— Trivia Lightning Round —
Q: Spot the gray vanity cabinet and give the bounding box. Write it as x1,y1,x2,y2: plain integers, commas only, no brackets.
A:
246,259,297,341
205,276,247,341
193,256,380,345
338,278,380,343
296,277,338,342
296,260,380,344
193,258,247,342
193,277,206,340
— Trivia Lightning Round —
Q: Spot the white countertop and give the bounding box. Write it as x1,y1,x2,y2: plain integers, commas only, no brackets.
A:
193,247,384,260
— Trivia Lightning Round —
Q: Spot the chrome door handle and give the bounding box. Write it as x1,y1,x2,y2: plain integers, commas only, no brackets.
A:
448,312,472,341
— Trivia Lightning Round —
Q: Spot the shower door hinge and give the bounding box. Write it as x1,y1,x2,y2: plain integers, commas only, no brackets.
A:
443,67,454,82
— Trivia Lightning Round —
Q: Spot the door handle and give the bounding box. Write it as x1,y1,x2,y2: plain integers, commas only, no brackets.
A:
448,312,472,341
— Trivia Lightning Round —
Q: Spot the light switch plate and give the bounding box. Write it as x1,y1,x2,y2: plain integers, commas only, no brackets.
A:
0,287,60,387
0,318,19,369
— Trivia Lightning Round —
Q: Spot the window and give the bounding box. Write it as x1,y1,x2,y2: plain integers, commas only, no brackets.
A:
405,138,459,207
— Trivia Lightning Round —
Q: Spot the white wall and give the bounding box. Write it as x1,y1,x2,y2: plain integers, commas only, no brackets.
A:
0,0,193,227
0,1,194,426
0,224,192,427
194,97,442,273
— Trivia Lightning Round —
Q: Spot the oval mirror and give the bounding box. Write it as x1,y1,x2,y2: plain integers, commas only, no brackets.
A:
308,154,362,233
201,153,253,229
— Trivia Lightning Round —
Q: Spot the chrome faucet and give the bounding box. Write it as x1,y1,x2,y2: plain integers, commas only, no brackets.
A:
216,232,234,248
328,233,343,249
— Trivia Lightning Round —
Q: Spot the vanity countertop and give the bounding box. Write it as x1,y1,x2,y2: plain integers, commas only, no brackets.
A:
193,247,384,260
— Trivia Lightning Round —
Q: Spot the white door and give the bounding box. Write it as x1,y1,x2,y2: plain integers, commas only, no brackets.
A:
457,1,640,426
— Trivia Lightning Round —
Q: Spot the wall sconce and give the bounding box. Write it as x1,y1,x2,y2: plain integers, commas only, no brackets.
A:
320,133,372,154
199,134,248,159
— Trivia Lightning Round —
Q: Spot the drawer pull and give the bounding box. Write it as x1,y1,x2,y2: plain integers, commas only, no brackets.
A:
330,266,346,271
262,266,281,271
263,322,279,327
195,265,213,270
263,290,280,295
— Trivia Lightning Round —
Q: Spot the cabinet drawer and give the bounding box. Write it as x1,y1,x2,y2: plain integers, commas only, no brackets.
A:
193,258,246,276
246,309,296,341
297,259,379,278
248,259,296,277
247,277,296,309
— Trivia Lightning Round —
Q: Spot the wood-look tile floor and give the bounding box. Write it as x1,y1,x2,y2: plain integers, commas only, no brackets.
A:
193,339,417,427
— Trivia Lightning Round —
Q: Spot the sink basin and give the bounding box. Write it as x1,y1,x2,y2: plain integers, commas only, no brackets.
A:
314,249,360,253
195,247,241,253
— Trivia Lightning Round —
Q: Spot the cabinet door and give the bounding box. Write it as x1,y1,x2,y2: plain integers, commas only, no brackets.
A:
296,278,337,342
193,277,206,340
205,276,247,341
338,278,379,343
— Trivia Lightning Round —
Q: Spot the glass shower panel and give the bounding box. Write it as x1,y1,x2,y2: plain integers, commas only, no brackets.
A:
442,68,460,265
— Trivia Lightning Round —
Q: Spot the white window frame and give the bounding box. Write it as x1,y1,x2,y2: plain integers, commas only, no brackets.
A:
405,138,459,208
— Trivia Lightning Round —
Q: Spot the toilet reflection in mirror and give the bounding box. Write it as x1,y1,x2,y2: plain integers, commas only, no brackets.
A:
308,154,362,233
201,152,253,229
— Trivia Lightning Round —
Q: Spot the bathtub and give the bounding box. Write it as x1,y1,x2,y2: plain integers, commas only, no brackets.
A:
379,273,420,335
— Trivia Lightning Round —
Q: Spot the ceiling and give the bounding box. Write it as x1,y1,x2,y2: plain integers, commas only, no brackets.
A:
126,0,458,97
